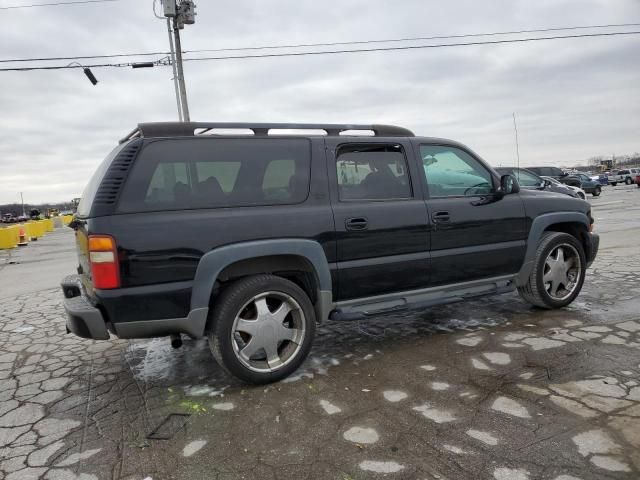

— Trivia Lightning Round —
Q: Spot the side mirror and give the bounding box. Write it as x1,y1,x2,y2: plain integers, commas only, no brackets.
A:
500,174,520,195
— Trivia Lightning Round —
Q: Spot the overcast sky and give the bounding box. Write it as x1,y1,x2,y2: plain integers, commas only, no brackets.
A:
1,0,639,204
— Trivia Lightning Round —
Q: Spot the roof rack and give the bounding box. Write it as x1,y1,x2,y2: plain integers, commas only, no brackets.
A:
119,122,414,143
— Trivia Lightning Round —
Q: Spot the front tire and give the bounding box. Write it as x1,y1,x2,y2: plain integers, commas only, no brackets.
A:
592,186,601,197
208,274,316,384
611,182,617,186
577,192,586,199
518,232,586,309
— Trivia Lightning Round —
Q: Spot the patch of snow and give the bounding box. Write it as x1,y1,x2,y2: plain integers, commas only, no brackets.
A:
319,400,341,414
413,403,456,423
343,427,379,444
383,390,408,402
182,440,207,457
359,460,404,473
491,396,531,418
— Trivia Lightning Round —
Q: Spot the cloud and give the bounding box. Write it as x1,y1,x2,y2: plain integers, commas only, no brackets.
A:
0,0,638,203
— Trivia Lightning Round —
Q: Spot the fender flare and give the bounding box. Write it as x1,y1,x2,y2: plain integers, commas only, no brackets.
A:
515,211,590,286
190,238,333,325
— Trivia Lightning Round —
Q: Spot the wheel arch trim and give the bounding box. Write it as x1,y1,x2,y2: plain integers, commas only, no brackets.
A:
516,212,590,286
191,239,333,325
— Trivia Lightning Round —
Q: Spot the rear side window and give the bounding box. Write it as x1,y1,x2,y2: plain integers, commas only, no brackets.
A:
336,144,412,200
118,138,311,212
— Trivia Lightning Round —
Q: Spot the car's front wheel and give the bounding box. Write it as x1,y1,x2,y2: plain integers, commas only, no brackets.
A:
611,182,617,186
518,232,586,309
577,192,586,199
592,186,601,196
208,274,316,384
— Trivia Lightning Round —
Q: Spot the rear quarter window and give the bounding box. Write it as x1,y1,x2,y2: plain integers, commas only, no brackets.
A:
76,142,128,218
117,138,311,212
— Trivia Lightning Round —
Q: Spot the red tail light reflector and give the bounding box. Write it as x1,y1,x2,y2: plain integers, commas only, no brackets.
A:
88,235,120,289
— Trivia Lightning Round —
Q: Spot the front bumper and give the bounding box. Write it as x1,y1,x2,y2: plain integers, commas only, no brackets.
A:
61,275,110,340
586,232,599,267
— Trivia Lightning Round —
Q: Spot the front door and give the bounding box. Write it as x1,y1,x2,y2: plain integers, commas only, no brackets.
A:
326,139,430,301
416,143,527,286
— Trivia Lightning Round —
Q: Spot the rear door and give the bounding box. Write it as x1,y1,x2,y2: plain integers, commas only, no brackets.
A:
415,142,527,286
325,138,430,301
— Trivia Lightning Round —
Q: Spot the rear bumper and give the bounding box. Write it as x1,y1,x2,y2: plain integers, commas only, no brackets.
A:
586,233,599,267
62,275,110,340
61,274,208,340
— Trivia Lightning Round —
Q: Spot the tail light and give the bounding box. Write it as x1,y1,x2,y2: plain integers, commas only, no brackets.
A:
88,235,120,289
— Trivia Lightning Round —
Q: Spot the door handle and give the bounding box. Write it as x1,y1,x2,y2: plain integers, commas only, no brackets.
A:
345,217,368,231
431,211,451,223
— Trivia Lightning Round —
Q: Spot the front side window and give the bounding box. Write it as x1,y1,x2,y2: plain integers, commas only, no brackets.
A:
420,145,493,197
336,144,412,200
118,138,310,212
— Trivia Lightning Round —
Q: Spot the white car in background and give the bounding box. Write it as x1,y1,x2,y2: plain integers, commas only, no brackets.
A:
542,176,587,199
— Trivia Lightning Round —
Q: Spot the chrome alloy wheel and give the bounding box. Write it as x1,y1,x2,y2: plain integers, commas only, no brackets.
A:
543,244,582,301
231,292,306,373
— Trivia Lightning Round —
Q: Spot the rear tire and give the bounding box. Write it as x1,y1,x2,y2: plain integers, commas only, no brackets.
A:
592,186,601,197
517,232,586,309
611,182,617,186
625,177,632,185
208,274,316,384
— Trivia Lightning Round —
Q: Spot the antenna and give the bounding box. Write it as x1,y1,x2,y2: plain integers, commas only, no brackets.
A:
512,112,521,169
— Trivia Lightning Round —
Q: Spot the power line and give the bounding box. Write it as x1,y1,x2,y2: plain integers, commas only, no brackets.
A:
1,22,639,64
0,30,638,72
183,30,640,63
0,0,119,10
185,22,640,54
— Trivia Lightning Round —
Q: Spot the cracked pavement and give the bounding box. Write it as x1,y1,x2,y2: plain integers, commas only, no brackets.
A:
1,185,640,480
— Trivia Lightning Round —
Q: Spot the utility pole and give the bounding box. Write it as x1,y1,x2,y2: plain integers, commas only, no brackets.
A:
20,192,25,217
160,0,196,122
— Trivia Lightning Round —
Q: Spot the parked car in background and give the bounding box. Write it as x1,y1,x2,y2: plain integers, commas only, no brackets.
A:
495,167,579,198
635,174,640,188
563,173,602,196
608,168,640,186
526,166,569,181
590,173,609,186
542,176,586,199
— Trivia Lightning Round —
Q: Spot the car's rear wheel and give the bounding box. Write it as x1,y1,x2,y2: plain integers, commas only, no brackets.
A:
625,177,632,185
517,232,586,309
208,274,315,384
592,186,601,197
611,182,617,186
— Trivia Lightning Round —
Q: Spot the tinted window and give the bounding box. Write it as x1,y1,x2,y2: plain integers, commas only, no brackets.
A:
619,170,629,175
76,142,128,218
118,138,310,212
336,144,411,200
420,145,493,197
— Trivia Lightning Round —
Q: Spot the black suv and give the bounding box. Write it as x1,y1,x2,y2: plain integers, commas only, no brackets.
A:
62,122,599,383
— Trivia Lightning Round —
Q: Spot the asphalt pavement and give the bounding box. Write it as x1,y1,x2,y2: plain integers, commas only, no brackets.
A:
1,185,640,480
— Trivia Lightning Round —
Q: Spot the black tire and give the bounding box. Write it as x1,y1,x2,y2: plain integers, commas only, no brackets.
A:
625,177,632,185
208,274,316,384
578,192,586,199
611,182,617,186
517,231,586,309
592,186,601,197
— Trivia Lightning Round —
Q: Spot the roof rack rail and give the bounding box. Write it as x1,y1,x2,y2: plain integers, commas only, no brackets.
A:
120,122,414,143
